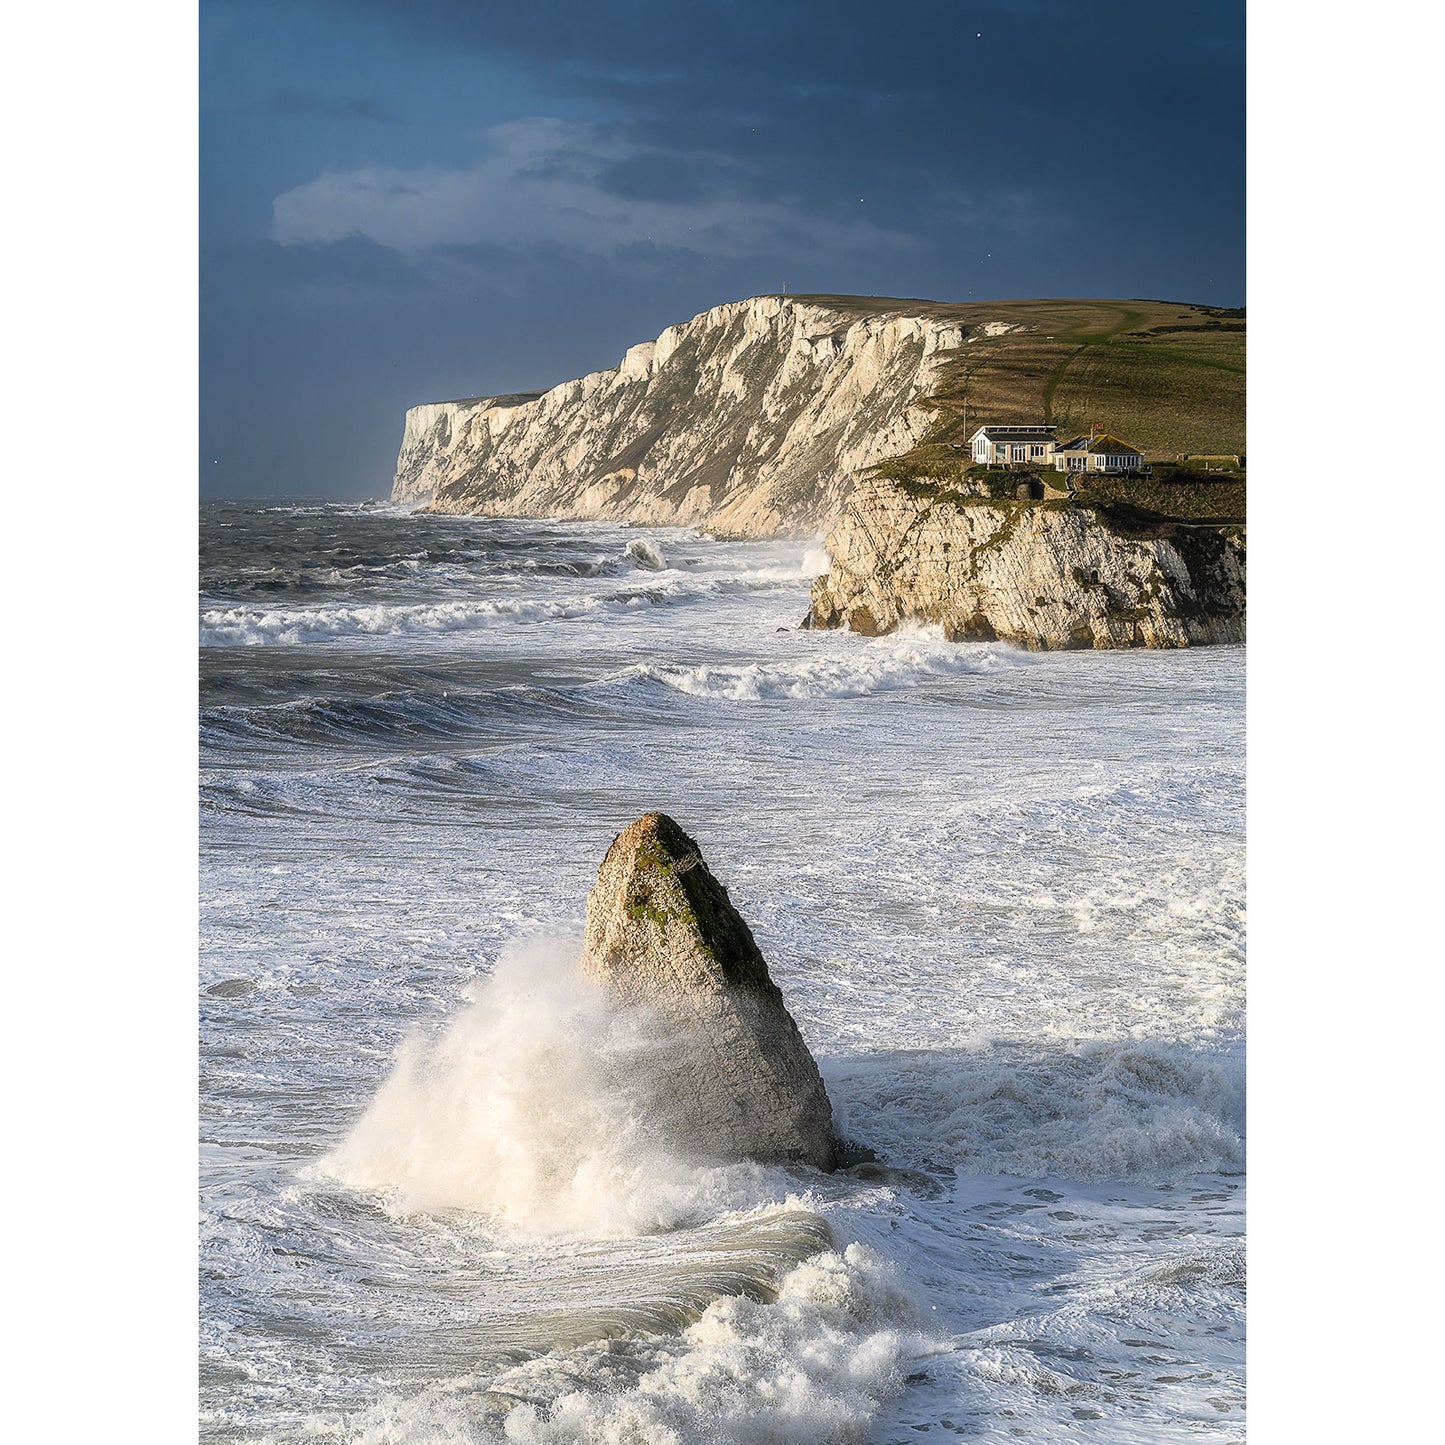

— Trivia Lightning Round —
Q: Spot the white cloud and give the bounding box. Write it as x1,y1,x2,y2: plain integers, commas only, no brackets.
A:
271,117,913,261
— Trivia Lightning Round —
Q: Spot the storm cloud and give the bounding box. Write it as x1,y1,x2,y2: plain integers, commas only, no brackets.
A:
271,117,919,260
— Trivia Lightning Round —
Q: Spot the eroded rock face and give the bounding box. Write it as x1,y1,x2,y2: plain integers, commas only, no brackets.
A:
806,478,1245,650
581,813,838,1171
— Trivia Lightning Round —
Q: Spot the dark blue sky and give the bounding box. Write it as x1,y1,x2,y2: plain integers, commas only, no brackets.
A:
201,0,1244,498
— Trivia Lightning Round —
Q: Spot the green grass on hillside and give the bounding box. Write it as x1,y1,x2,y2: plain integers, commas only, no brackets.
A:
1072,474,1246,526
787,295,1245,460
878,476,1245,541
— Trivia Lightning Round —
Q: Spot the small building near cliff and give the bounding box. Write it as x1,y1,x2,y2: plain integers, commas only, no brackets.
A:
1052,433,1145,475
969,424,1057,465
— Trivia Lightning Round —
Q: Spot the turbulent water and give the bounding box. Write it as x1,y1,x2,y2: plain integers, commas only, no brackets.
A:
200,499,1245,1443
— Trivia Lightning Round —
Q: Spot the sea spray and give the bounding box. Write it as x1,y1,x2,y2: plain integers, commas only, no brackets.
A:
315,936,827,1237
624,537,667,572
302,933,928,1440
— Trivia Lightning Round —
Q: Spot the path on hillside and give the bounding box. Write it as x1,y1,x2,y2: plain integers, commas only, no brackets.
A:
1041,305,1146,425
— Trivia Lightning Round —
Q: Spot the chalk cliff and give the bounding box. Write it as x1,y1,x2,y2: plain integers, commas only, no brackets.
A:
581,812,838,1171
393,393,544,506
392,296,967,536
805,478,1245,650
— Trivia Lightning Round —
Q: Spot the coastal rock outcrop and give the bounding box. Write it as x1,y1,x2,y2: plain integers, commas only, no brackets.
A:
581,813,838,1171
806,477,1245,649
393,295,967,535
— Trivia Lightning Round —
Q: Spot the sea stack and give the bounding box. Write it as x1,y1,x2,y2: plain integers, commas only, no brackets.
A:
581,813,838,1171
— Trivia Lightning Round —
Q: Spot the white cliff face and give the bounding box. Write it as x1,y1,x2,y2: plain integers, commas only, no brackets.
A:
806,478,1246,650
391,296,968,536
393,393,544,506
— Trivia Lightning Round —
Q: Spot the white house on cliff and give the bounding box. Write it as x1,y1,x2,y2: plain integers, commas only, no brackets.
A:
968,423,1145,475
969,424,1057,465
1051,433,1145,475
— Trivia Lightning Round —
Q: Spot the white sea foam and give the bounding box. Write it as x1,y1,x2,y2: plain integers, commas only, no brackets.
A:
497,1243,918,1444
313,936,813,1238
613,630,1026,701
200,596,608,645
314,1242,920,1445
200,508,1245,1442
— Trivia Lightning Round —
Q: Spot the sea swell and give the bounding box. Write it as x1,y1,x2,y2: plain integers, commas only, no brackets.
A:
829,1038,1244,1183
200,632,1034,760
200,681,611,751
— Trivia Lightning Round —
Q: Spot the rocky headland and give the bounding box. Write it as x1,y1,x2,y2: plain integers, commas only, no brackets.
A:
581,812,838,1171
805,477,1245,650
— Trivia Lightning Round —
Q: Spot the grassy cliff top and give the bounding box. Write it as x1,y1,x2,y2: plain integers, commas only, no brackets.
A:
784,294,1245,459
881,467,1245,538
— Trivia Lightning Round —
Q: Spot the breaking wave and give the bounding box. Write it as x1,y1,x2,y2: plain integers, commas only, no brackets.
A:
200,596,611,645
624,537,668,571
299,935,924,1442
311,936,824,1238
199,571,807,646
611,631,1029,701
323,1243,920,1444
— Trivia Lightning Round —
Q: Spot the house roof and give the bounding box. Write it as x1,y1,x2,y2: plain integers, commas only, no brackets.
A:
1056,433,1143,455
971,424,1056,443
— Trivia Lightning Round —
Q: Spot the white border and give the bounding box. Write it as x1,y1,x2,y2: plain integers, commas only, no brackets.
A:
6,0,196,1434
10,1,1439,1438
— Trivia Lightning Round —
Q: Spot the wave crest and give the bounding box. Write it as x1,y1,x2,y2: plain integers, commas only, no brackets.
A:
319,1242,919,1445
611,634,1026,701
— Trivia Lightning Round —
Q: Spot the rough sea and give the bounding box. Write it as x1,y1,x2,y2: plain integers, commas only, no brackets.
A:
199,499,1244,1444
